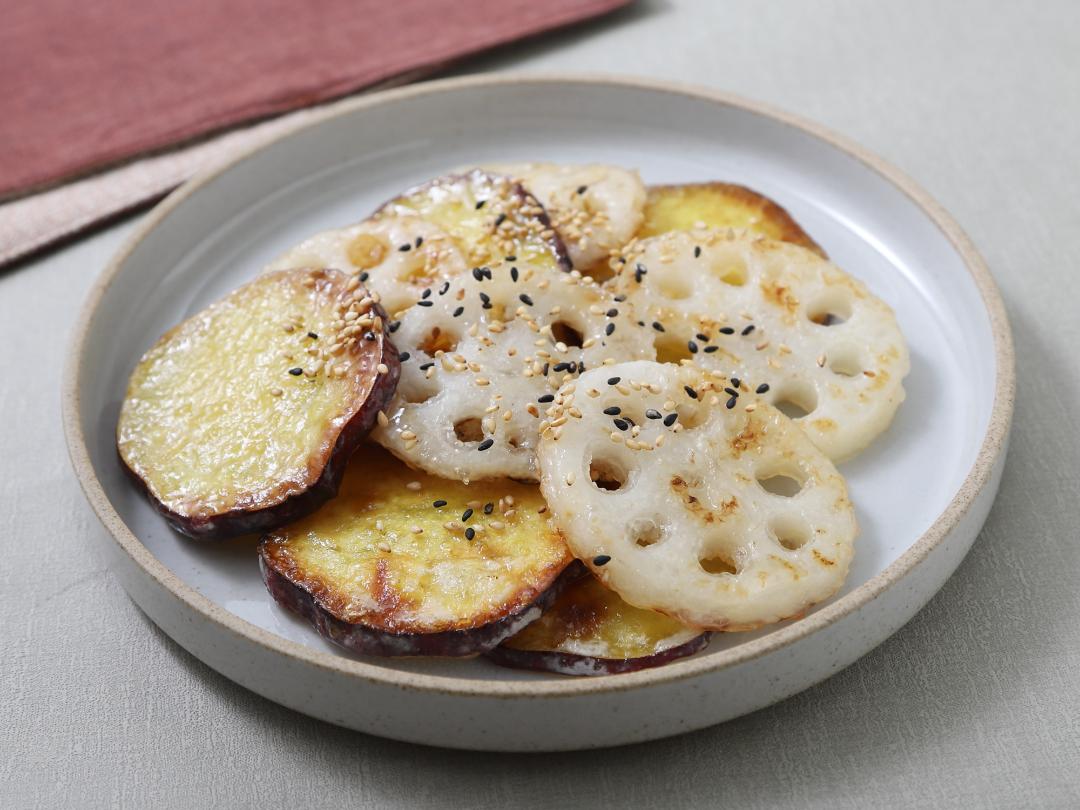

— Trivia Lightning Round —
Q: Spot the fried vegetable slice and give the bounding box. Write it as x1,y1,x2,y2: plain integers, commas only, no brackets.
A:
537,361,857,631
373,170,571,279
117,268,399,539
488,574,709,676
608,230,909,460
265,216,468,315
637,182,825,257
259,447,575,656
486,162,646,272
372,260,654,481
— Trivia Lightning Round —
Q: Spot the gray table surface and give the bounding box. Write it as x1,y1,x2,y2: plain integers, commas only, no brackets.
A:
4,1,1079,806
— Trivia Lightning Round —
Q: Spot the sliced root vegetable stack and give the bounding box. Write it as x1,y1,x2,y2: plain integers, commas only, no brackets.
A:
485,162,647,273
609,230,909,460
374,170,571,278
117,268,399,540
372,260,654,481
259,447,577,656
538,360,857,631
266,217,468,315
637,182,825,257
488,574,709,676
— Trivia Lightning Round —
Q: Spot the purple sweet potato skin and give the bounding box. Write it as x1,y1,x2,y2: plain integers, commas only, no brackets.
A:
485,632,711,676
119,280,400,541
261,559,586,658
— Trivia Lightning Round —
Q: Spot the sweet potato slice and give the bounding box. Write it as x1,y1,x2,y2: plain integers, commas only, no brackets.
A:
117,268,399,540
638,182,825,257
259,446,576,656
488,574,709,676
373,170,571,282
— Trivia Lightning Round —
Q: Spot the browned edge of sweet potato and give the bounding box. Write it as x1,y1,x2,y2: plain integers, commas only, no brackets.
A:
374,169,574,273
485,632,711,676
260,556,587,658
645,181,827,259
119,273,400,541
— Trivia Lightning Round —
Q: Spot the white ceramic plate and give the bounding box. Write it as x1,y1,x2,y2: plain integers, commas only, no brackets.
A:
64,75,1013,751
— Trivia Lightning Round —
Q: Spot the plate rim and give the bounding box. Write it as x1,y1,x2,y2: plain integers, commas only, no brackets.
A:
62,72,1015,699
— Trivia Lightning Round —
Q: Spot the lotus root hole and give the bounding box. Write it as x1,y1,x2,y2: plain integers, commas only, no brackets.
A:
550,320,585,348
756,471,805,498
589,456,629,492
453,417,485,444
771,381,818,420
771,515,812,551
403,384,435,405
699,550,738,575
419,327,458,356
630,519,664,548
710,253,748,286
656,270,693,300
807,291,853,326
655,333,694,365
827,344,866,378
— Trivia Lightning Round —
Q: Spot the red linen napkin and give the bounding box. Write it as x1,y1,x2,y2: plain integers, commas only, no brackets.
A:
0,0,628,201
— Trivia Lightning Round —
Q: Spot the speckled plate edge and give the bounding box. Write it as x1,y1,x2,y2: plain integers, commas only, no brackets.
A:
62,73,1014,700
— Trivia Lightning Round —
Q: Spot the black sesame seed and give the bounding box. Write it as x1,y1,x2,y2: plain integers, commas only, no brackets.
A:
613,418,629,431
288,367,303,376
439,281,450,295
663,412,678,427
603,406,621,416
606,308,618,317
741,324,756,336
719,326,736,335
482,267,492,280
419,362,434,370
688,341,699,354
398,243,411,252
432,500,447,508
542,363,549,376
505,255,517,262
510,267,519,282
306,331,318,339
637,320,645,327
359,272,369,282
398,352,411,362
519,293,534,306
461,508,474,522
477,439,494,451
756,383,770,394
703,346,719,353
576,185,588,195
538,394,555,403
479,292,490,304
416,300,433,307
605,323,615,336
494,213,507,227
475,200,486,209
415,236,423,248
724,387,739,397
388,320,401,333
694,245,702,258
472,267,485,281
607,376,621,385
646,409,662,420
652,321,665,332
465,527,475,540
726,395,738,409
634,263,647,283
421,288,432,299
730,377,741,388
696,333,709,342
553,362,571,373
483,502,494,515
593,554,611,566
613,295,627,302
482,301,492,310
684,385,698,399
453,306,464,317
